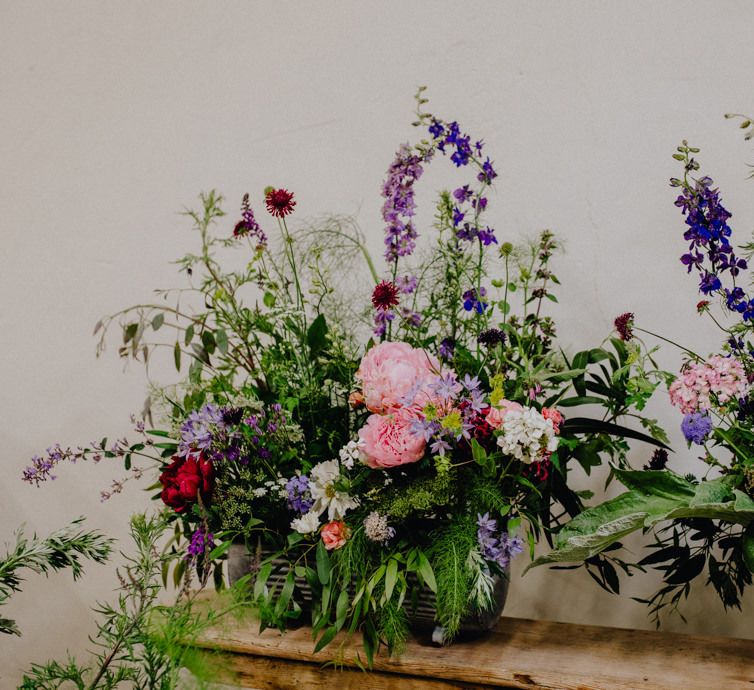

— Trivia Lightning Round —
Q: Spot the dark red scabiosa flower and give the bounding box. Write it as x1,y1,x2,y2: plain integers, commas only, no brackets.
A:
159,452,214,513
371,280,400,311
529,458,551,482
696,300,710,314
614,312,634,341
264,187,296,218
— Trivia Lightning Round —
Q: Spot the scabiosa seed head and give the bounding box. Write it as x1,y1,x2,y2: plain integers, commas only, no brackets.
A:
264,188,296,218
372,280,400,311
644,448,669,471
478,328,506,347
614,312,634,341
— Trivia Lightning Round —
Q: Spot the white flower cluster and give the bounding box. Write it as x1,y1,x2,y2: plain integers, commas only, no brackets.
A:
496,407,558,464
363,511,395,543
338,439,362,469
252,476,288,499
291,511,320,534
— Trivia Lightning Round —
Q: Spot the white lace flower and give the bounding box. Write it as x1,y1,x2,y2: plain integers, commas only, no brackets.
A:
309,459,359,520
496,407,558,464
338,440,362,469
252,487,268,498
290,510,320,535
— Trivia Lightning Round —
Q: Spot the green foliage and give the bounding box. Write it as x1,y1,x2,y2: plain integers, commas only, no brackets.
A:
0,518,112,636
20,513,243,689
428,518,478,640
378,471,456,520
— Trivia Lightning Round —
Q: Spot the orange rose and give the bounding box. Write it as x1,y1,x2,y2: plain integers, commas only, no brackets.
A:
321,520,350,551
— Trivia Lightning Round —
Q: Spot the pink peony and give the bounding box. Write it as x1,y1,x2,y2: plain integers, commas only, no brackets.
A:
355,341,441,413
358,410,426,469
486,399,523,429
321,520,349,550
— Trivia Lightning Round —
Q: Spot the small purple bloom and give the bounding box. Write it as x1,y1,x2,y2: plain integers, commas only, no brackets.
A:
286,475,313,514
681,412,713,445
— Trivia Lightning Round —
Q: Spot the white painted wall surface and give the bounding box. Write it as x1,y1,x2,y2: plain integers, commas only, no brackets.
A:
2,1,753,685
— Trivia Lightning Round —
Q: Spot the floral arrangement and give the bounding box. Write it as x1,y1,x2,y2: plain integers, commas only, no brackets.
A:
24,90,666,657
535,131,754,623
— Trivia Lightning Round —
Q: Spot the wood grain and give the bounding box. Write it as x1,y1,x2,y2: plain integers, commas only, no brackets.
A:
193,599,754,690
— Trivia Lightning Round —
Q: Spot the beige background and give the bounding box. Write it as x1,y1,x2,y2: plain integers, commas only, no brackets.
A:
2,1,754,685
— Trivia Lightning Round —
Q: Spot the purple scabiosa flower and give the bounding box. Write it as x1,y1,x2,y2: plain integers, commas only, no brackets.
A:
286,475,314,514
681,412,713,445
463,287,488,314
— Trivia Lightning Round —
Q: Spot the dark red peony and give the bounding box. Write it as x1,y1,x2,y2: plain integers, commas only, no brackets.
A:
159,452,214,513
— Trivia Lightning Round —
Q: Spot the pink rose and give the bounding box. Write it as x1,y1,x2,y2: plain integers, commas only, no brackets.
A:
486,399,523,429
355,341,441,413
358,410,426,469
321,520,349,550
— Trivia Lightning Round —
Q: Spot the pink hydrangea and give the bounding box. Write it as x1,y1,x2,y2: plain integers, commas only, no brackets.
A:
358,409,426,469
669,355,747,414
355,341,441,413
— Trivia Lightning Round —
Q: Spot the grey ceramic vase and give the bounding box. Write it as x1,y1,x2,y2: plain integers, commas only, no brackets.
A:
227,543,509,642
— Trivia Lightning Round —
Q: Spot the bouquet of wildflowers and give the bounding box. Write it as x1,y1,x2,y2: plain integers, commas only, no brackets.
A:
23,90,666,655
534,131,754,624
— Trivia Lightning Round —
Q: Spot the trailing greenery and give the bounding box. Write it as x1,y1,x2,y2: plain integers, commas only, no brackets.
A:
20,513,244,689
0,518,112,636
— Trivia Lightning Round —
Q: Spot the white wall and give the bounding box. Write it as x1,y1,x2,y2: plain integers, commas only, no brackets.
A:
2,1,753,684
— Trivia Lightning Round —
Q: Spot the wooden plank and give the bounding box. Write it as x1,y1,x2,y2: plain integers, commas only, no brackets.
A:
194,605,754,690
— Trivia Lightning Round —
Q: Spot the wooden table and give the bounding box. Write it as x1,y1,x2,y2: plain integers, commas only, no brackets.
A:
194,612,754,690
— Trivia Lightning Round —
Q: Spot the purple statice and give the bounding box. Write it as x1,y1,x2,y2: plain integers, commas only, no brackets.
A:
23,440,109,486
463,287,488,314
186,525,215,562
477,513,524,569
234,193,267,248
396,274,418,294
179,403,225,456
381,144,429,262
681,412,713,445
373,308,395,338
674,170,751,319
438,337,455,361
285,474,313,514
